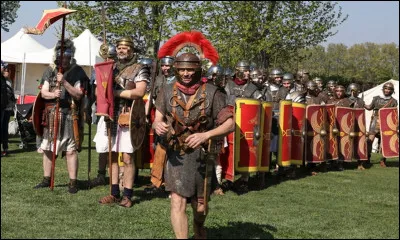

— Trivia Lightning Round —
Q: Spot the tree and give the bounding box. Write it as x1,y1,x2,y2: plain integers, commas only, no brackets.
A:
1,1,20,32
58,1,184,58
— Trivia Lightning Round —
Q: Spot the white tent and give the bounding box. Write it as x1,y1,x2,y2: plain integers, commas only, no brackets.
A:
1,29,103,98
1,28,50,100
359,79,399,152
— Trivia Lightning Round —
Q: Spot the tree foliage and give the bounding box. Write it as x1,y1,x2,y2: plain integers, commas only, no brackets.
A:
283,43,399,86
1,1,20,32
60,1,347,65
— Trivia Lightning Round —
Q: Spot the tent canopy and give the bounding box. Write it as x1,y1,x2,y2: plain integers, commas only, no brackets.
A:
1,28,48,63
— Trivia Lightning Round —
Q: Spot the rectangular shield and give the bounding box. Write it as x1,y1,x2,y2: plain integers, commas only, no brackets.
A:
258,102,273,172
220,131,235,181
291,102,306,166
379,107,399,158
353,108,368,160
326,104,339,161
305,105,327,163
235,98,261,172
335,106,355,161
278,100,292,167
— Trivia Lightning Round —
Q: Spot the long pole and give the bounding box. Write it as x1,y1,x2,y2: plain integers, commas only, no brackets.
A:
50,9,66,191
87,30,92,188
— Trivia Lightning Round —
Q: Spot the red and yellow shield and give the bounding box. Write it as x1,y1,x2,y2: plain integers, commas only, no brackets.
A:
278,100,292,167
305,105,327,163
326,104,338,161
335,106,355,161
220,131,235,181
259,102,273,171
379,107,399,158
234,98,262,172
291,102,306,166
353,108,368,160
135,95,156,169
32,92,45,137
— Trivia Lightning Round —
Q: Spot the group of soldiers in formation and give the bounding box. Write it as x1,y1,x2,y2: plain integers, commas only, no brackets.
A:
30,32,397,239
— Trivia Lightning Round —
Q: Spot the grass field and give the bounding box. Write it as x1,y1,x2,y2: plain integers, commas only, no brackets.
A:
1,126,399,239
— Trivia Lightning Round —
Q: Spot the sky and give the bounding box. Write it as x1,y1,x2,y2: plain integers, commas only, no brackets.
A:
1,1,399,49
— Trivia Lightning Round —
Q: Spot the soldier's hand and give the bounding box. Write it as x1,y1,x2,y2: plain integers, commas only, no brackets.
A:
56,73,64,83
185,132,209,149
153,121,169,136
53,89,61,99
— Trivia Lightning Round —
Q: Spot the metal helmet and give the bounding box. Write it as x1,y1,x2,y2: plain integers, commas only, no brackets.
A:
296,69,309,82
250,69,262,80
99,43,116,60
306,80,318,91
116,36,134,49
160,56,175,66
382,82,395,95
326,80,337,88
139,57,153,65
174,53,202,86
269,68,283,78
313,77,322,83
235,60,250,79
335,85,346,92
207,65,224,77
347,83,360,97
201,58,213,75
282,73,294,82
249,62,257,71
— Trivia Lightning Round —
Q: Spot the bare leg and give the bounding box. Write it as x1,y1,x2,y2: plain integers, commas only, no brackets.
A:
122,152,134,189
65,150,78,180
170,192,188,239
42,150,53,177
191,198,207,239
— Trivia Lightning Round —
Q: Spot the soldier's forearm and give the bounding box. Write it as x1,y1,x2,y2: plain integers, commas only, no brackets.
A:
207,117,234,140
62,80,83,100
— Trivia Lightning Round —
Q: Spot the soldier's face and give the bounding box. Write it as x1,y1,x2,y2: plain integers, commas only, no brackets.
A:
60,56,71,69
161,64,171,76
283,81,291,90
178,68,196,84
383,87,393,96
274,76,282,85
335,89,345,99
117,45,131,60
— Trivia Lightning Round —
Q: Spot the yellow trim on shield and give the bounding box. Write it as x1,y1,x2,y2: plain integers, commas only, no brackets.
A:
278,100,292,167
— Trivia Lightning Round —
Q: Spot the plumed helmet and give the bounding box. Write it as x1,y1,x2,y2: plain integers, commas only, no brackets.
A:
347,83,360,96
160,56,175,66
99,43,116,60
306,80,317,91
269,68,283,78
174,53,202,70
116,36,134,49
282,73,294,82
207,64,224,77
139,57,153,65
235,60,250,72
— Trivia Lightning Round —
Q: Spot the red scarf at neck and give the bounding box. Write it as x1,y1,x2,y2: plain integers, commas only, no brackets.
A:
175,81,201,95
233,78,247,86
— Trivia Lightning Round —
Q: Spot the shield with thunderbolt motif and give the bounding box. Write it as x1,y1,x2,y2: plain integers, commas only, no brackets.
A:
129,98,147,149
32,92,45,137
234,98,262,172
258,101,273,172
305,105,327,163
326,104,339,161
335,107,355,161
291,102,306,166
278,100,292,167
353,108,368,160
379,107,399,158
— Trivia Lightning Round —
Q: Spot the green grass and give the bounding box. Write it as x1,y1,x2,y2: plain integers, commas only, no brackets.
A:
1,125,399,239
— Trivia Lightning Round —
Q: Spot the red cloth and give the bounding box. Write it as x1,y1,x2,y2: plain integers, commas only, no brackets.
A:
233,77,247,85
175,81,201,95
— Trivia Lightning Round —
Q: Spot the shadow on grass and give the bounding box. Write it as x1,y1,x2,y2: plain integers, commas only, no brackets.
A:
205,221,277,239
